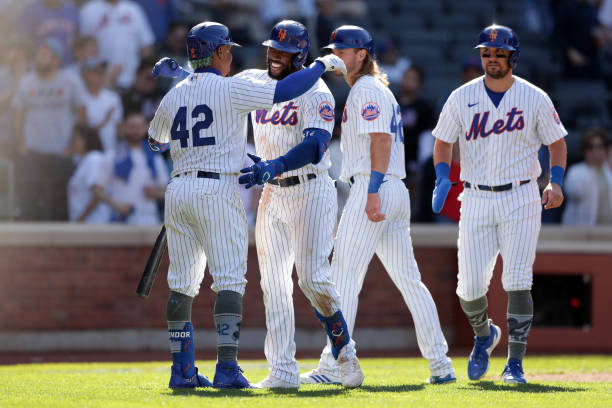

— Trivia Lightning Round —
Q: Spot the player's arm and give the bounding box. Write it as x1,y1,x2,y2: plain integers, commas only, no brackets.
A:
147,97,171,152
542,138,567,210
238,128,331,188
366,132,392,222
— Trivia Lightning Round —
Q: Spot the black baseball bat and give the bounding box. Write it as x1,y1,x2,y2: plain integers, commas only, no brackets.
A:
136,225,167,299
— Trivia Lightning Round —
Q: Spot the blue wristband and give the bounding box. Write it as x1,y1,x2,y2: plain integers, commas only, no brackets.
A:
434,162,450,180
550,165,565,187
368,171,385,194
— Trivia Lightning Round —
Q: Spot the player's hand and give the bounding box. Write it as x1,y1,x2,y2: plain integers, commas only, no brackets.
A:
239,153,285,189
315,55,347,75
152,57,180,78
366,193,385,222
541,182,564,210
432,177,452,214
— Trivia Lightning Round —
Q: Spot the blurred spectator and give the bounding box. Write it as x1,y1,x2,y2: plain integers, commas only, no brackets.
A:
554,0,604,78
67,124,111,222
398,66,435,177
102,112,168,224
121,57,163,121
79,0,155,89
313,0,336,55
20,0,79,66
0,1,29,37
82,58,123,153
11,38,86,220
562,128,612,225
260,0,315,28
378,37,411,90
156,21,189,91
66,35,99,78
0,36,32,158
523,0,554,35
133,0,177,43
460,56,483,84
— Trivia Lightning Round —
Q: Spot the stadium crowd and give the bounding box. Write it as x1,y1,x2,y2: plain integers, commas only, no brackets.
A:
0,0,611,226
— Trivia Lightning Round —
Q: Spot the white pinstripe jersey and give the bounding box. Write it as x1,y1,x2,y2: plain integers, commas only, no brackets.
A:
148,69,276,177
432,75,567,185
249,70,334,177
339,75,406,182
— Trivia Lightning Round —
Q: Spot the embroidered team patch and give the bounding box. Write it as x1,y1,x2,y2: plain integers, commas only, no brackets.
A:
318,101,334,122
361,102,381,121
342,105,347,123
552,107,561,125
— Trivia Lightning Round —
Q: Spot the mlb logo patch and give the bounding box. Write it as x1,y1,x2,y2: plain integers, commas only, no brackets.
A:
552,108,561,125
318,101,334,122
361,102,381,121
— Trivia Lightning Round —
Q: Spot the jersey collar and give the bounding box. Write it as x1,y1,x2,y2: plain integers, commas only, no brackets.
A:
194,67,221,75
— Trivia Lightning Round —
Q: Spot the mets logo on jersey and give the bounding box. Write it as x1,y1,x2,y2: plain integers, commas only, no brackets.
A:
465,107,524,141
318,101,334,122
552,108,561,125
342,105,347,123
361,102,381,121
254,101,299,126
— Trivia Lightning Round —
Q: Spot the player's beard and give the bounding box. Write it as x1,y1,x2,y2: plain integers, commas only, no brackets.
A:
267,59,296,80
485,64,510,79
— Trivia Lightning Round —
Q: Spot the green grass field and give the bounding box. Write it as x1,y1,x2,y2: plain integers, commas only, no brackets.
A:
1,356,611,408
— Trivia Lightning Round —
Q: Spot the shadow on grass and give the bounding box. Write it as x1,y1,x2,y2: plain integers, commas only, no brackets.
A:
468,381,586,393
168,383,425,397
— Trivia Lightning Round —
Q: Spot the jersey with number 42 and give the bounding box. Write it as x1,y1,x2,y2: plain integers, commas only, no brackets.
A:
148,70,276,176
339,75,406,182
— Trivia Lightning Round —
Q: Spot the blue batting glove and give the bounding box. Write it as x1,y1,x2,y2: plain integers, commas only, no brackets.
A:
432,162,451,214
152,57,179,78
239,153,285,189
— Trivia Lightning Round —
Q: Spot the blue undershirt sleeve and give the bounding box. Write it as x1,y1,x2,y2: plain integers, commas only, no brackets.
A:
276,128,331,171
273,62,326,104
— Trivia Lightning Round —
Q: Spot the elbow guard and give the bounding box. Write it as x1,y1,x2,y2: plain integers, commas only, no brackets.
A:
303,128,331,164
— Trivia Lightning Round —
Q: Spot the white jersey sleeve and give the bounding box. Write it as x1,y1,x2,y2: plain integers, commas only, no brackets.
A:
353,87,393,136
148,95,171,144
302,90,335,134
432,92,462,143
230,69,276,114
536,94,567,145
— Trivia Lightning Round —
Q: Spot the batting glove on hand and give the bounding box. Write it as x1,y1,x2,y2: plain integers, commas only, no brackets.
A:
432,162,452,214
152,57,179,78
315,54,347,75
239,153,286,189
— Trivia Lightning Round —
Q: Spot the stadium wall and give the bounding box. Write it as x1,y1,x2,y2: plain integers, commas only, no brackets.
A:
1,224,610,353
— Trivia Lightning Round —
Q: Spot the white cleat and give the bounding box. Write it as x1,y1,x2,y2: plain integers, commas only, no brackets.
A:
299,368,342,385
337,348,364,388
252,375,299,389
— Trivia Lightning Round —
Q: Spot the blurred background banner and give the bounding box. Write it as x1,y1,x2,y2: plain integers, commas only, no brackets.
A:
0,0,611,356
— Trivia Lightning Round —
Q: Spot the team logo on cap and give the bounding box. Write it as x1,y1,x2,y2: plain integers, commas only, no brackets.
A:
489,30,498,41
552,107,561,125
278,29,287,41
342,105,347,123
318,101,334,122
361,102,381,121
331,30,337,42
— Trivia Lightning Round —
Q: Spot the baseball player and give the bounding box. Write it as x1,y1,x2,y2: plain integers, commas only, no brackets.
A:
237,20,364,389
300,25,456,386
148,21,347,389
155,21,364,390
431,25,567,384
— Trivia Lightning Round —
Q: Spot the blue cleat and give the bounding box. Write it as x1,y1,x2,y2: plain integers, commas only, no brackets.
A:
213,361,253,389
426,372,457,385
467,320,501,380
169,364,213,389
502,358,527,384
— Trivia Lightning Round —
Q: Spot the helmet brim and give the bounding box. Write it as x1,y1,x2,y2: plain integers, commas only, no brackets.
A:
321,43,353,51
262,39,302,54
474,43,516,51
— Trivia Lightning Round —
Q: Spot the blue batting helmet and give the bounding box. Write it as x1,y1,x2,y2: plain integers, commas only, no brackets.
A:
475,24,520,68
186,21,240,60
262,20,309,68
322,25,375,57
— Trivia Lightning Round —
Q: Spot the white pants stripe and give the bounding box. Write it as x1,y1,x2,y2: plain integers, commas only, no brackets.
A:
165,174,248,297
457,181,541,301
319,175,452,376
257,174,341,384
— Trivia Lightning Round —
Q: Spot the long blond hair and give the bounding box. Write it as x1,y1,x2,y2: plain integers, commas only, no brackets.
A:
350,51,389,87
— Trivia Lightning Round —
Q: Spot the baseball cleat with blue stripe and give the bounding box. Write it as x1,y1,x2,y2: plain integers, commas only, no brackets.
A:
502,358,527,384
299,368,342,385
468,320,501,380
169,365,213,389
426,371,457,385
